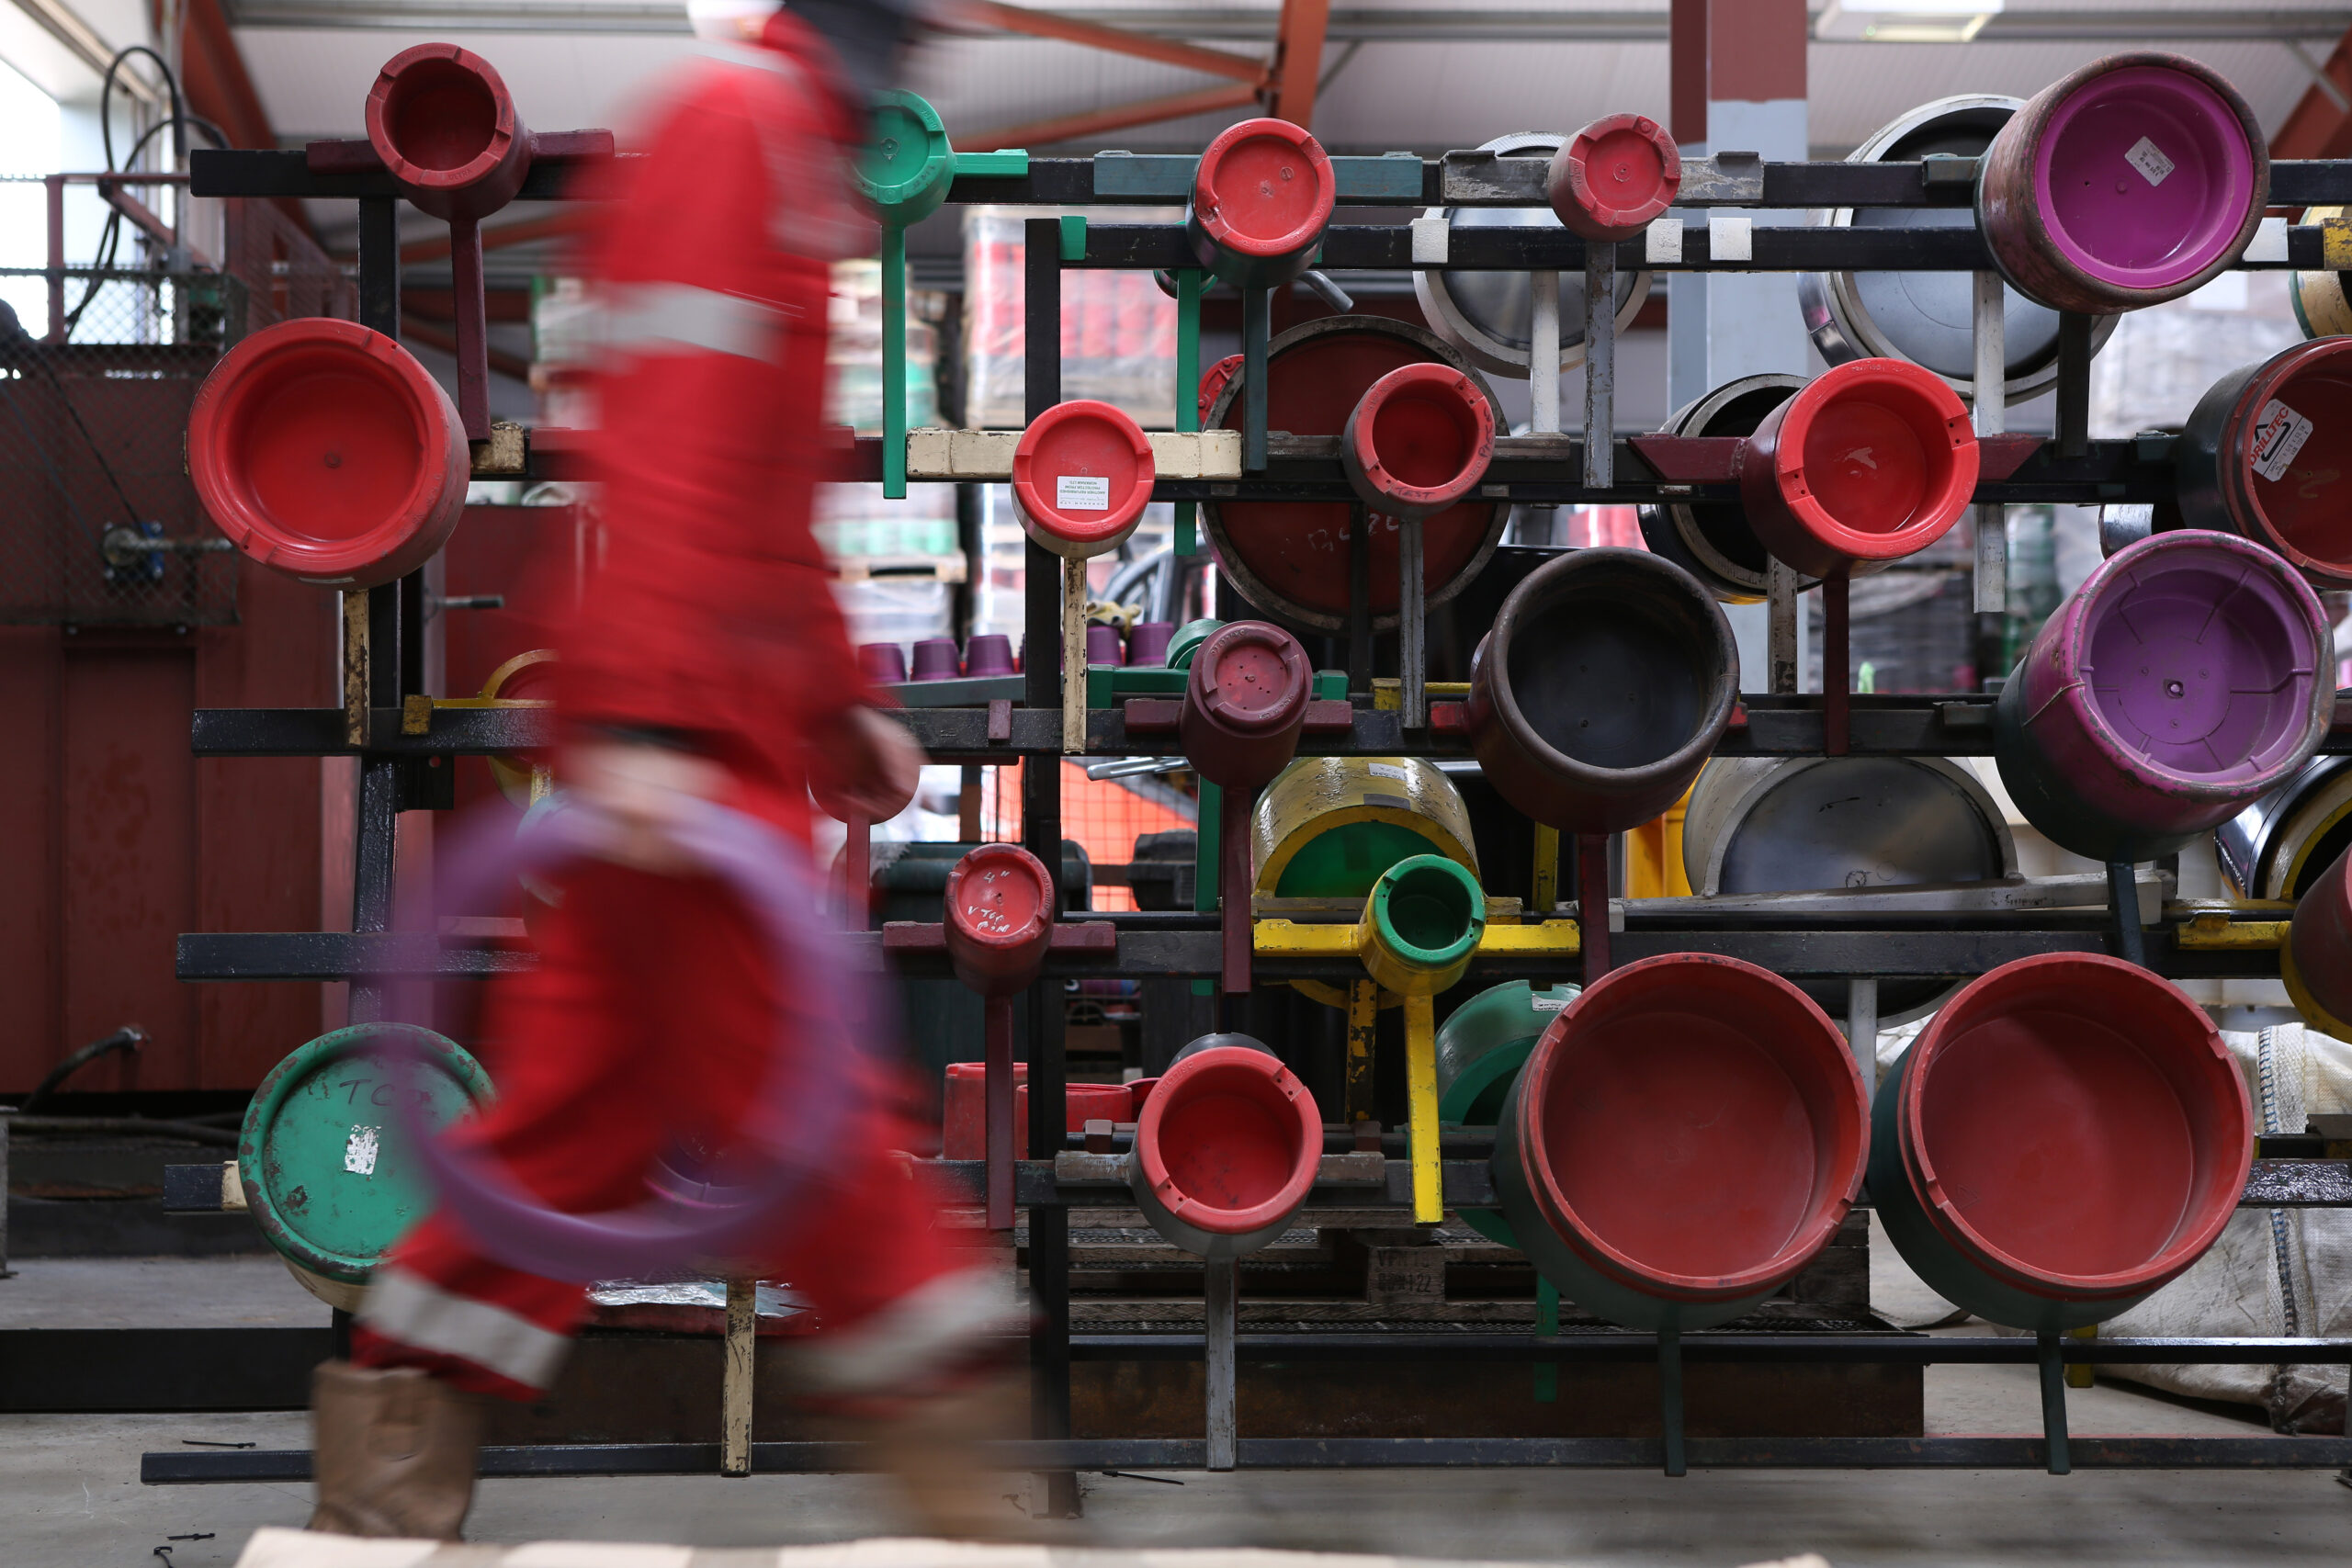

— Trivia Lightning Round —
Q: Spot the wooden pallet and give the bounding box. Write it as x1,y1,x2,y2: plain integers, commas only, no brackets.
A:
831,549,967,583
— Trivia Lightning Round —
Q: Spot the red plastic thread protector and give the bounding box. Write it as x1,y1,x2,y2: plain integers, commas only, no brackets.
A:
364,41,530,221
1545,113,1682,243
1738,357,1979,580
1012,399,1156,558
1134,1044,1321,1237
187,317,468,590
1341,362,1498,522
1190,118,1336,261
1198,354,1245,423
942,843,1057,998
1179,621,1312,792
1896,953,2251,1301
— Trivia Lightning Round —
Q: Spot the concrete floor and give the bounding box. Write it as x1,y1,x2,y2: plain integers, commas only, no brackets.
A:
4,1257,2344,1568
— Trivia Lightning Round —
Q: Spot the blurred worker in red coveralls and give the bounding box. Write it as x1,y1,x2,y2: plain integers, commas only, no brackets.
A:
307,0,1025,1541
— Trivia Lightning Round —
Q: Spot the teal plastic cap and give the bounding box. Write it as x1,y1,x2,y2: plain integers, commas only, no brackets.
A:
859,89,956,226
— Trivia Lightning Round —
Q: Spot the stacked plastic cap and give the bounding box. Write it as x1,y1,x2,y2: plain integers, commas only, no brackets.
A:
1545,114,1681,243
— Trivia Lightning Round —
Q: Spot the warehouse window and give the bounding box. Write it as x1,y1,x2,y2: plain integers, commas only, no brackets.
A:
0,55,62,333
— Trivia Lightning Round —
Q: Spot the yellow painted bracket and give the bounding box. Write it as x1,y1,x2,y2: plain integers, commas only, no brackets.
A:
401,694,552,737
1344,977,1379,1126
2174,911,2290,951
1253,919,1580,960
2065,1324,2097,1389
1404,992,1442,1224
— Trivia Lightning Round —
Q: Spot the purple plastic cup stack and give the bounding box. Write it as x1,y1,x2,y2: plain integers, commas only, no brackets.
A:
1126,622,1175,666
1087,624,1125,666
910,637,963,682
964,633,1017,678
857,642,908,685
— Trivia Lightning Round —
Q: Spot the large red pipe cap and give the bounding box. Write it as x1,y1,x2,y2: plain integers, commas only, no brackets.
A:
1131,1043,1321,1258
1179,621,1313,793
942,842,1056,999
1545,113,1682,243
1506,954,1869,1326
1188,118,1336,288
187,318,468,590
2286,846,2352,1036
1341,363,1498,523
1890,953,2250,1314
365,42,531,222
1980,51,2267,315
1737,357,1980,580
1012,399,1156,559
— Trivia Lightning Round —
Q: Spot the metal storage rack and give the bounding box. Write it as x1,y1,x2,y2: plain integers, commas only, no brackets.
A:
167,142,2352,1498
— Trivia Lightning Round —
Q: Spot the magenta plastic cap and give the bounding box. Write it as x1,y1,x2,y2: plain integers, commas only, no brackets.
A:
1546,113,1681,243
1178,621,1314,793
942,842,1056,999
1979,51,2268,314
1341,362,1498,524
364,42,532,222
1737,357,1979,579
1125,622,1175,666
858,642,908,684
910,637,962,682
964,633,1016,678
1012,400,1156,560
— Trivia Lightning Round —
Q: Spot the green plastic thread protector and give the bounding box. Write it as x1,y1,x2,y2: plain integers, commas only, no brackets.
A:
1174,268,1204,555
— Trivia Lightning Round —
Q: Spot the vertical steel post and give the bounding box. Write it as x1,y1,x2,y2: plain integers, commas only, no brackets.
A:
1823,572,1850,756
1659,1326,1687,1477
449,218,492,443
1404,992,1442,1225
1174,269,1204,554
1398,520,1427,728
348,197,405,1028
1529,265,1561,547
45,175,65,344
1344,977,1378,1127
1582,249,1615,491
1847,975,1878,1099
882,224,909,499
2055,311,2093,461
1972,270,2007,615
2036,1331,2073,1475
1020,218,1080,1519
1766,559,1800,696
1204,1256,1238,1472
1577,833,1612,984
985,996,1017,1231
1242,287,1272,472
2109,860,2147,968
721,1276,755,1477
1347,502,1372,696
1062,558,1088,752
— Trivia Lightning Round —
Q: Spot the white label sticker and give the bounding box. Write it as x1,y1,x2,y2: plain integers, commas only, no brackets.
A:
1056,474,1112,512
1367,761,1411,784
1532,997,1571,1012
2252,399,2315,482
2125,136,2175,186
344,1124,380,1177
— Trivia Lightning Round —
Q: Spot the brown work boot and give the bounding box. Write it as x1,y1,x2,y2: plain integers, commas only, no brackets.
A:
308,1360,485,1540
865,1366,1035,1540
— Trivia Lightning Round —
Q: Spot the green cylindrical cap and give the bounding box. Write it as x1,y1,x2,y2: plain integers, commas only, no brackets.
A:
859,90,956,226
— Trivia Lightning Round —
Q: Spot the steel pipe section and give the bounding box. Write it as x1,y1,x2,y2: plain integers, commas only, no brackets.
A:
1995,530,2334,863
1635,374,1810,604
1203,317,1509,632
1681,756,2017,1024
1465,548,1739,834
1414,131,1652,378
1179,621,1313,793
240,1024,495,1310
1012,399,1156,559
1800,96,2117,405
1340,364,1498,523
2290,206,2352,339
2287,847,2352,1037
1494,954,1868,1332
1545,114,1680,243
363,42,532,222
1126,1038,1322,1258
1435,980,1578,1247
1977,51,2268,316
942,843,1057,998
2177,340,2352,590
1186,118,1335,290
481,649,558,809
1871,954,2253,1334
2216,756,2352,900
187,318,468,588
1736,358,1980,581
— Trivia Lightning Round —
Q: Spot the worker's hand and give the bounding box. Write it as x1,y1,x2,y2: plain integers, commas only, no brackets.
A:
567,739,732,874
809,705,924,822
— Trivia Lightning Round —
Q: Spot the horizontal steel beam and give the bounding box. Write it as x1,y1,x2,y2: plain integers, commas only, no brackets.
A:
143,1432,2352,1483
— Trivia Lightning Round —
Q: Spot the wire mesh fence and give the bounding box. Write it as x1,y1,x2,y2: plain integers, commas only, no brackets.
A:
0,265,247,626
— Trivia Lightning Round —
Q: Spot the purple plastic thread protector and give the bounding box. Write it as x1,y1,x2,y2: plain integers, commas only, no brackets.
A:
2031,65,2256,288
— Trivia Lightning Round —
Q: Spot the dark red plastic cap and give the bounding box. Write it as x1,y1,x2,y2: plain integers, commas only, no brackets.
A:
942,843,1057,998
1738,357,1979,579
365,42,531,221
1012,399,1156,558
187,318,468,589
1179,621,1313,792
1341,363,1498,523
1199,354,1245,423
1188,118,1335,287
1546,114,1682,243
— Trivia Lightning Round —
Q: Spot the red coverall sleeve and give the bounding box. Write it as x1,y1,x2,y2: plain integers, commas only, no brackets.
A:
562,54,873,760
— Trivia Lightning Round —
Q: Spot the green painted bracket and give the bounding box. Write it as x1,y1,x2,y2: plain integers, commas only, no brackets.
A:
1059,214,1088,262
1174,268,1204,555
1194,782,1220,918
955,150,1030,179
